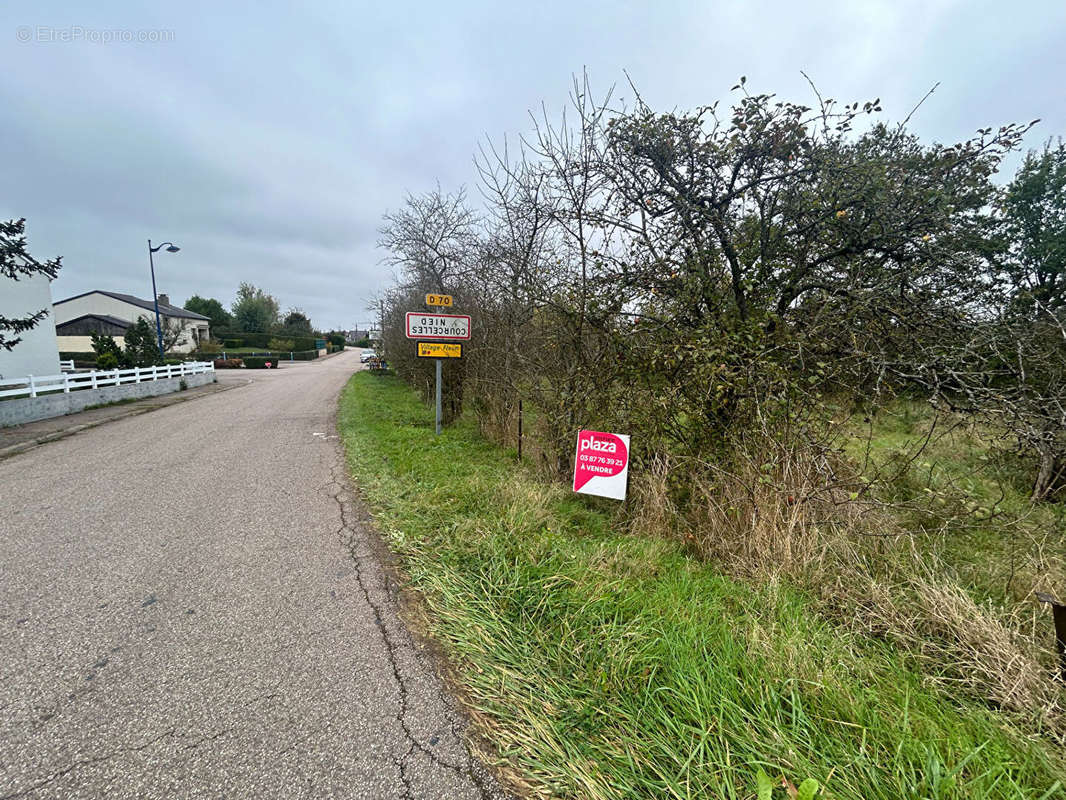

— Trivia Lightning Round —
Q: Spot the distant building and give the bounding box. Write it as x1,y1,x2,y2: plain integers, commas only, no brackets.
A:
0,269,61,378
54,291,210,354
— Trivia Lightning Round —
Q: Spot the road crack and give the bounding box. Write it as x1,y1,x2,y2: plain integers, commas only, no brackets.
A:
0,728,177,800
323,447,502,800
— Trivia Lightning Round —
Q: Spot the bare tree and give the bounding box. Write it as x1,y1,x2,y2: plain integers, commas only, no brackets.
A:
379,187,479,293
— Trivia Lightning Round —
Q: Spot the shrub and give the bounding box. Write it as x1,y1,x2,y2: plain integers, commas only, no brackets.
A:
268,338,295,352
95,352,119,370
197,339,223,355
223,333,317,350
243,357,278,369
213,358,244,369
123,318,162,367
89,331,125,367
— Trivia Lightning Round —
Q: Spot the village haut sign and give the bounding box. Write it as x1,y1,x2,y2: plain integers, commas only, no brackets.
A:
417,342,462,358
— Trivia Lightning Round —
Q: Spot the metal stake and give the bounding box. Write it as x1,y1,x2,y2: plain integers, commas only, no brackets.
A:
1035,592,1066,682
435,358,442,436
517,398,523,461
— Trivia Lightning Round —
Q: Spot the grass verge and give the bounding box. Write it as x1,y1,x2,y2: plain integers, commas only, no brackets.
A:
338,372,1066,800
82,396,145,411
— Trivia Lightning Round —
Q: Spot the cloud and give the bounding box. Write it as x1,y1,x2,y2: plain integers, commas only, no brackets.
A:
2,0,1063,329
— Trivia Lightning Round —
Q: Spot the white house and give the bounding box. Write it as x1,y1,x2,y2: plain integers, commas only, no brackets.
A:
0,270,61,379
54,291,210,354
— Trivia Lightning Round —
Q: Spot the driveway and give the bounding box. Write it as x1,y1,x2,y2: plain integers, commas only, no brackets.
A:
0,350,506,799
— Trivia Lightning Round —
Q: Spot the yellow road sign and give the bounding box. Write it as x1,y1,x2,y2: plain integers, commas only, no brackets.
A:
417,342,462,358
425,293,453,307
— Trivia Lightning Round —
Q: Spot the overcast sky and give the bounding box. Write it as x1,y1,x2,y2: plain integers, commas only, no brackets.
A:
2,0,1063,330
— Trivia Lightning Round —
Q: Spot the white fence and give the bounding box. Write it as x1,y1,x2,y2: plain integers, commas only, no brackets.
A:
0,362,215,400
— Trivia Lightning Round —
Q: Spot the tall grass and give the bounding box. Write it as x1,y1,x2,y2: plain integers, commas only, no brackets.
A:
339,373,1066,799
624,430,1065,738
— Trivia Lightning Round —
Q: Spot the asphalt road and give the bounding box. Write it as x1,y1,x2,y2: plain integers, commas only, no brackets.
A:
0,351,507,799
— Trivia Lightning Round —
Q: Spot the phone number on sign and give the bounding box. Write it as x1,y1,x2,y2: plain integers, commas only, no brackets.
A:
578,454,624,467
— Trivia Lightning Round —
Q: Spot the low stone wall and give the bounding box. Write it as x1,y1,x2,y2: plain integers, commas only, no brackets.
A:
0,372,215,428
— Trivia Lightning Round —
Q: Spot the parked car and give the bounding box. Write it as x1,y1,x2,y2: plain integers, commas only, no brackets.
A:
360,349,376,363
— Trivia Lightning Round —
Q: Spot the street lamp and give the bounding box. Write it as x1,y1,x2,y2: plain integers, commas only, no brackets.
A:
147,239,180,359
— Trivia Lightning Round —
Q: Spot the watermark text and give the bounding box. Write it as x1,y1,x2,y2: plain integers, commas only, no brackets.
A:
16,25,175,44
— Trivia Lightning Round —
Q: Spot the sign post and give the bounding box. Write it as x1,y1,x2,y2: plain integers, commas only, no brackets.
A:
407,302,470,436
435,358,442,435
573,430,631,501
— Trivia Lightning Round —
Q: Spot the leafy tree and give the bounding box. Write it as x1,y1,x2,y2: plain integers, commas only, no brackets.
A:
184,295,233,334
231,282,280,333
90,330,124,368
279,309,313,337
268,337,295,352
1,218,62,351
1002,139,1066,318
951,140,1066,500
123,318,163,367
600,91,1029,345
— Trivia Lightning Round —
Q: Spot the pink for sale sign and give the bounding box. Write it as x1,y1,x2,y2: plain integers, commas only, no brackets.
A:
572,430,631,501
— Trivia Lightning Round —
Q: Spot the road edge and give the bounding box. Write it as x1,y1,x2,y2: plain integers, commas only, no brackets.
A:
329,384,523,800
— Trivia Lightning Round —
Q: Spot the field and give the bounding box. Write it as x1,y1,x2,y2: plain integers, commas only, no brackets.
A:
338,373,1066,800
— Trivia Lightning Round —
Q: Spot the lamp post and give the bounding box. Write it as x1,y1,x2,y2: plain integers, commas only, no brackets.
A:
147,240,180,360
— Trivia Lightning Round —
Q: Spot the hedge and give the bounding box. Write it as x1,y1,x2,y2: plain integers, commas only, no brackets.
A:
221,333,317,351
191,349,318,361
243,357,279,369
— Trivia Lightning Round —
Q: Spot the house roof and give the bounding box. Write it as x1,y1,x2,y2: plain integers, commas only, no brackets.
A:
56,313,131,331
54,290,210,321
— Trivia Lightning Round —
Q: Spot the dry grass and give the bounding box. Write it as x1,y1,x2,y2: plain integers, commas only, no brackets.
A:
877,579,1063,732
627,430,1066,741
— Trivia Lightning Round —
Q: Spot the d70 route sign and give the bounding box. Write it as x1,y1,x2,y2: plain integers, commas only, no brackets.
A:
405,312,471,340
